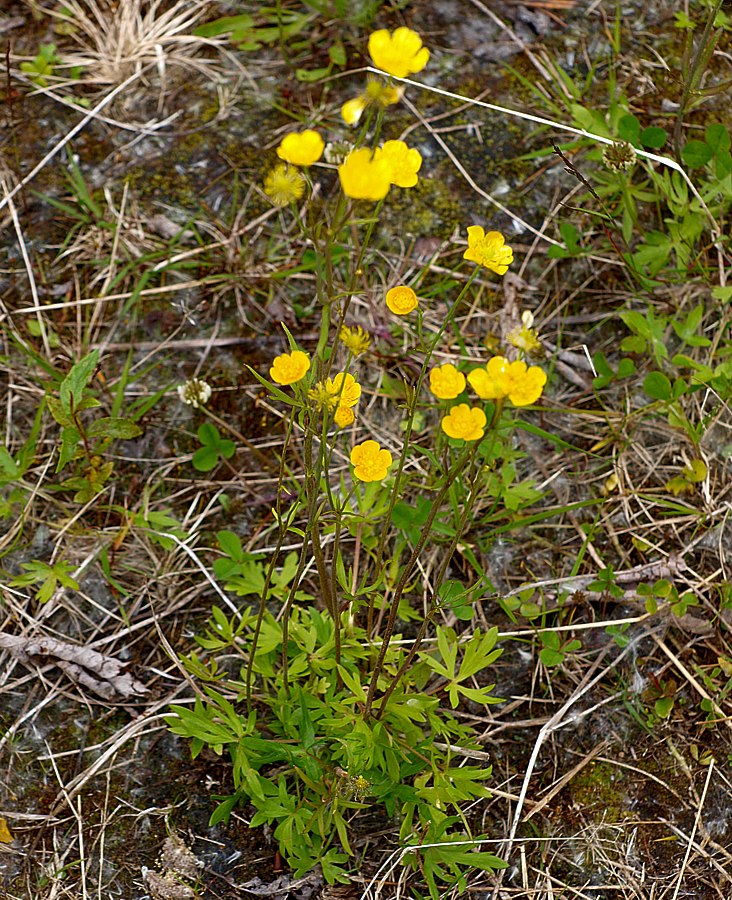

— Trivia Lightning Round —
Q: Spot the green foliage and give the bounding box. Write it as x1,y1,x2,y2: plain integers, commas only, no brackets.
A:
538,630,582,668
212,531,311,601
20,44,61,86
167,604,505,893
9,559,79,604
45,350,142,501
637,579,698,618
194,9,314,50
419,627,502,708
192,423,235,472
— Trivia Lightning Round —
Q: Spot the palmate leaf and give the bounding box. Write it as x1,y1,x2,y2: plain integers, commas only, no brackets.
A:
421,627,503,708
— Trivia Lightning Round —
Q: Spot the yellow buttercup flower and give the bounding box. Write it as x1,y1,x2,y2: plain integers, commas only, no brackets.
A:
276,129,325,167
368,27,430,79
350,439,392,482
338,148,392,201
385,285,418,315
463,227,514,275
325,372,361,408
376,140,422,188
441,404,487,441
334,405,355,427
429,364,466,400
341,79,403,125
263,164,305,207
468,356,546,406
341,96,368,127
269,350,311,385
339,325,371,355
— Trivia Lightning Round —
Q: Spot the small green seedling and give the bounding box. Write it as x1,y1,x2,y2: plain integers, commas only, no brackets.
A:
192,423,236,471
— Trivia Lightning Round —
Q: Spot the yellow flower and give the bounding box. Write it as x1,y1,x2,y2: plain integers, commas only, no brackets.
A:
339,324,371,355
325,372,361,408
468,356,546,406
463,226,514,275
368,27,430,79
341,79,403,125
385,285,418,315
263,164,305,207
308,381,336,411
441,404,487,441
341,96,368,127
269,350,310,385
376,140,422,188
338,148,392,201
429,364,466,400
334,405,355,427
350,439,392,482
506,311,543,355
276,129,325,167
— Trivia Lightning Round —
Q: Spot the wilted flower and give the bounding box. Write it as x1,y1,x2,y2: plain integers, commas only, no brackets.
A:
177,378,211,409
341,78,404,125
276,129,325,167
339,324,371,355
441,403,487,441
429,364,466,400
350,439,393,482
385,285,418,315
269,350,311,385
376,140,422,187
506,310,543,355
263,164,305,207
468,356,546,406
368,27,429,79
463,227,514,275
338,148,392,201
602,140,636,172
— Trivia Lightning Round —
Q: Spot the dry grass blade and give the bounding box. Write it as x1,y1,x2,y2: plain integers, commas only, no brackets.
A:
47,0,224,87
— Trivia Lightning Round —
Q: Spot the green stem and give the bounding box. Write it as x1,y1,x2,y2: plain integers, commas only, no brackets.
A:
369,267,482,628
375,426,501,714
364,442,475,716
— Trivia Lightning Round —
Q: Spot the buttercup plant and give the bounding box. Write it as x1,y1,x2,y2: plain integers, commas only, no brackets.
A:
167,24,547,897
3,3,730,897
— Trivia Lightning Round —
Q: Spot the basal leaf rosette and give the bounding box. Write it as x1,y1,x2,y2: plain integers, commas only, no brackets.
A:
468,356,546,406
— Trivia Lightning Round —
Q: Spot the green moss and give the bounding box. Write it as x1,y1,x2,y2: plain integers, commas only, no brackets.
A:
567,760,629,821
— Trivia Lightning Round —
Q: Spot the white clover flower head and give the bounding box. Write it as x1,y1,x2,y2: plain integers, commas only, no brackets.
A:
177,378,212,409
602,140,636,172
324,140,353,166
